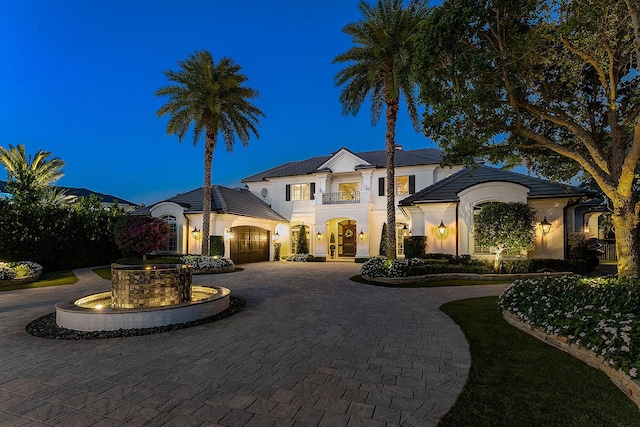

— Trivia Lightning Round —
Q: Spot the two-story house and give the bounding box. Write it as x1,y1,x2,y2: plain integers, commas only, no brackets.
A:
138,146,595,264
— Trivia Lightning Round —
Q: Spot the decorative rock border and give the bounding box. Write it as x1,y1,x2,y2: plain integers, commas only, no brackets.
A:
503,310,640,409
362,271,574,285
0,273,41,288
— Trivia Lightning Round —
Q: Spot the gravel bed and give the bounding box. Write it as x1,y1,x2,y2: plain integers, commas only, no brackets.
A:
25,297,246,340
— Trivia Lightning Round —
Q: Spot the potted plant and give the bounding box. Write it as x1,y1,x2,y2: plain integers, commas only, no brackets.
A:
329,232,336,259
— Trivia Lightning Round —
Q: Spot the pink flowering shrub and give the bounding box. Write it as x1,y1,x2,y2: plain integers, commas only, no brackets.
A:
113,216,171,259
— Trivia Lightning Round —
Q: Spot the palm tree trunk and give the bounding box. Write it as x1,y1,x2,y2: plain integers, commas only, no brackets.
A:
385,99,399,260
201,134,215,256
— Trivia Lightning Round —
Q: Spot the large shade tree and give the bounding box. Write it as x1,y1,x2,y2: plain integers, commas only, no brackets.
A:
414,0,640,277
0,144,66,206
156,50,264,255
334,0,429,260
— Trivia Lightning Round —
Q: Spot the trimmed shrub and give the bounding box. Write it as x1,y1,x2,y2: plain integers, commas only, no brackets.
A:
379,223,389,256
501,258,588,275
405,236,427,258
297,225,309,254
274,243,281,261
209,235,225,257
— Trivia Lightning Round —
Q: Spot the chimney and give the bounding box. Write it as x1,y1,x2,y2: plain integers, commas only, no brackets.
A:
395,144,403,150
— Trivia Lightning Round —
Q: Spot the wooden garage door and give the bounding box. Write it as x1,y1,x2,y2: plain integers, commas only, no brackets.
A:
230,226,270,264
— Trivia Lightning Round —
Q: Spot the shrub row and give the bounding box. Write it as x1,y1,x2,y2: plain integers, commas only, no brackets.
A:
501,258,589,275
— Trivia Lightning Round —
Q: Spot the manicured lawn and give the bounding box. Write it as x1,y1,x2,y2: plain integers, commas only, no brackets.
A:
350,275,510,287
0,270,78,292
93,267,111,280
439,296,640,426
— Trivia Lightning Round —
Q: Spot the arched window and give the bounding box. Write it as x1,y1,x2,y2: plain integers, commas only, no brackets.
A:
160,214,177,252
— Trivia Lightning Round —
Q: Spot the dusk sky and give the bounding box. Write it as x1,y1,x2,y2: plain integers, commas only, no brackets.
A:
1,0,442,206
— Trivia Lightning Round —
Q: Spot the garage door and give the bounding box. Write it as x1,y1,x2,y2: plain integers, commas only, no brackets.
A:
230,226,270,264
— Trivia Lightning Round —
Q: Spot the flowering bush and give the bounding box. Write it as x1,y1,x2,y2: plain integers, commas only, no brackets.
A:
113,216,171,258
180,255,235,270
286,254,310,262
499,275,640,378
0,261,43,280
360,256,492,277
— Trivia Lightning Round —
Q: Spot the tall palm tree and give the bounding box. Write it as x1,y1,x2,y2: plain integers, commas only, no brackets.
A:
0,144,65,206
334,0,429,259
156,50,264,255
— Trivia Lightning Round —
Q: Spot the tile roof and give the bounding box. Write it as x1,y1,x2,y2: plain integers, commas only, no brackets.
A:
134,185,287,222
242,147,443,182
0,180,137,206
400,164,593,206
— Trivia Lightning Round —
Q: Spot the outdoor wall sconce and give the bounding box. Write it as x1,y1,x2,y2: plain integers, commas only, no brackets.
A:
191,227,201,240
225,228,234,239
316,232,322,241
437,220,447,237
273,231,279,241
584,224,590,234
359,231,365,241
540,217,551,236
402,224,409,237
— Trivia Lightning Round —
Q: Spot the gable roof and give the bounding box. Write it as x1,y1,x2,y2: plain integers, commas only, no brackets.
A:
0,180,137,206
242,147,443,182
134,185,287,222
400,165,593,206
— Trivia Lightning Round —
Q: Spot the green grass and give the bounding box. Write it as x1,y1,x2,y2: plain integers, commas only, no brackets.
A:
0,270,78,292
439,296,640,426
350,275,510,287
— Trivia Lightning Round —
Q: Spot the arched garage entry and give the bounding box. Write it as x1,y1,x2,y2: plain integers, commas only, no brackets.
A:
230,226,270,264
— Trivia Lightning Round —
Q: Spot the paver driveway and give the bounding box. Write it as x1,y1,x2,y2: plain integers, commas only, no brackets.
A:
0,262,507,426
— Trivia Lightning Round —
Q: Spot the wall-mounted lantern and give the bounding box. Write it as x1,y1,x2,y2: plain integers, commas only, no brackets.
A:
225,228,234,239
273,231,280,241
402,224,409,237
359,231,365,241
540,217,551,236
583,224,590,234
191,227,201,240
316,231,322,241
437,220,447,237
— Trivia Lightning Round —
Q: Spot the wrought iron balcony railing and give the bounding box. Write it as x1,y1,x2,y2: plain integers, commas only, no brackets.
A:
322,191,360,204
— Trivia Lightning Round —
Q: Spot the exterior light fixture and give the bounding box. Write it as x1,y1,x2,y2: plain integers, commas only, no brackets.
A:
225,228,234,239
191,227,201,240
402,224,409,237
437,220,447,237
359,231,364,241
273,231,280,241
583,224,590,234
316,231,322,241
540,217,551,236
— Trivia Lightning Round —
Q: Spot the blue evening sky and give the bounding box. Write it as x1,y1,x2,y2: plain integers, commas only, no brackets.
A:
1,0,442,205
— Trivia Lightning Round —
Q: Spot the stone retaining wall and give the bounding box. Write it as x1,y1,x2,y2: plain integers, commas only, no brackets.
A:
503,310,640,409
0,273,42,288
362,271,574,285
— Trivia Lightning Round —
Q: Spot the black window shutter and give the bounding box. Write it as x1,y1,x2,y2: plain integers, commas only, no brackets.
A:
285,184,291,201
378,177,385,196
409,175,415,194
310,183,315,200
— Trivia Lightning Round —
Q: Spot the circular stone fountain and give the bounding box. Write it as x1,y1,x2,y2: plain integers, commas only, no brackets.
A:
55,264,230,332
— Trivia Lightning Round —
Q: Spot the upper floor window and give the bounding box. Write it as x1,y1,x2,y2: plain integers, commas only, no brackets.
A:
286,183,315,201
378,175,415,196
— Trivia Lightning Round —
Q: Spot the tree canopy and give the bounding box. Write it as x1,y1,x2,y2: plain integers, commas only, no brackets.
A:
413,0,640,277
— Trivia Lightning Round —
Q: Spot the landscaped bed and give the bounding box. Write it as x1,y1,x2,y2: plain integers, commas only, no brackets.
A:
0,261,43,287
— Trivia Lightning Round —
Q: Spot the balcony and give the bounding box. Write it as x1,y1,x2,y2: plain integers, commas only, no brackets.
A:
322,191,360,205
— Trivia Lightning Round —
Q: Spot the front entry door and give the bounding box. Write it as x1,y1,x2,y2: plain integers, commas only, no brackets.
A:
339,220,357,257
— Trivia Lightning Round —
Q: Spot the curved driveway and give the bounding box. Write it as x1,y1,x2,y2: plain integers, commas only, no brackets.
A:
0,262,507,426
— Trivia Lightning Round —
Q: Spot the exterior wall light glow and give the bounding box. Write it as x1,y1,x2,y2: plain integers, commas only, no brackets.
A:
316,232,322,241
402,224,409,237
359,231,364,241
273,231,279,241
437,220,447,237
225,228,234,239
584,224,590,234
191,227,201,240
540,217,551,236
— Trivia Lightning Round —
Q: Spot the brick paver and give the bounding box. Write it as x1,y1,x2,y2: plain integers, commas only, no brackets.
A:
0,262,507,426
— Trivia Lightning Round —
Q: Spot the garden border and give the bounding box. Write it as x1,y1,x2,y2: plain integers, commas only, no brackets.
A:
503,310,640,409
0,273,41,288
362,271,573,285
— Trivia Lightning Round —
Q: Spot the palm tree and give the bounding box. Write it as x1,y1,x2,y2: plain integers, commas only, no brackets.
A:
334,0,429,259
0,144,65,206
156,50,265,255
